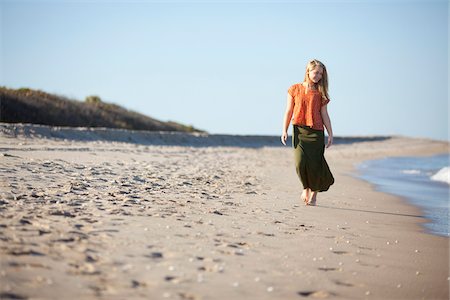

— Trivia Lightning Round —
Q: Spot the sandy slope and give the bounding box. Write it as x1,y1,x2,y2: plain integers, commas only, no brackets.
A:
0,125,448,300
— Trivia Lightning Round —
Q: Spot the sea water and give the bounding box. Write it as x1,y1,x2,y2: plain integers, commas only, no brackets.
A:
356,153,449,237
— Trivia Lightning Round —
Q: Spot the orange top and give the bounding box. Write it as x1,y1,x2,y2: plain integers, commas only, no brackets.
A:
288,83,330,131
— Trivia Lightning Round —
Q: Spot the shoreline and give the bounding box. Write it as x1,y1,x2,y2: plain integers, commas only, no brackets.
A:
350,160,446,238
0,125,449,299
351,152,449,237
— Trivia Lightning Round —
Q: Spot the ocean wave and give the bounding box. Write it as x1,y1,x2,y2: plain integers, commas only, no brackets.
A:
401,169,421,175
430,167,450,185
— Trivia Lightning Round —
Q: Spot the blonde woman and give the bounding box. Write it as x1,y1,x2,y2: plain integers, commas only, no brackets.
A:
281,59,334,205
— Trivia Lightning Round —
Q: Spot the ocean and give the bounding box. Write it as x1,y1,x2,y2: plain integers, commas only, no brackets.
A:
356,153,449,237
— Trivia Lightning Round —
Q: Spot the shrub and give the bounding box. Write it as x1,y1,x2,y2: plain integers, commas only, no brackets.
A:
85,95,102,104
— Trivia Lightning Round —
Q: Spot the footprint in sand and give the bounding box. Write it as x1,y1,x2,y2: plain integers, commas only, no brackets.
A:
145,252,164,259
283,224,313,235
318,267,337,272
8,249,45,256
177,292,201,300
297,290,336,298
164,275,181,283
332,250,348,255
197,264,224,273
48,210,76,218
131,279,148,288
8,261,50,269
257,231,275,237
333,280,353,287
0,292,28,300
68,262,101,275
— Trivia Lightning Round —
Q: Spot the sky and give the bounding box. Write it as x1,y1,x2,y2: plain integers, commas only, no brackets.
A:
1,0,448,141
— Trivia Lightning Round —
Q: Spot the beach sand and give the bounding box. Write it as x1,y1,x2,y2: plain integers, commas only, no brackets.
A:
0,124,449,300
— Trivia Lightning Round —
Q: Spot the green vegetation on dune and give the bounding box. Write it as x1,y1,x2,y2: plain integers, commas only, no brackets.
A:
0,86,203,133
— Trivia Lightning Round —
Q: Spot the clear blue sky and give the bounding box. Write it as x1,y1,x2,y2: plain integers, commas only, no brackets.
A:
1,0,448,141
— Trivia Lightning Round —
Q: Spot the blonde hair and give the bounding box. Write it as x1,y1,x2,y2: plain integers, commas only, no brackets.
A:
303,59,330,101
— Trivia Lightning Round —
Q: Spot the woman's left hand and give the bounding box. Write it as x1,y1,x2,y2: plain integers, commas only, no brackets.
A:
326,135,333,148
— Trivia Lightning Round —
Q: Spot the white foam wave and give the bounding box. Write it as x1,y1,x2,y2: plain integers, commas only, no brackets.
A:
431,167,450,185
401,169,421,175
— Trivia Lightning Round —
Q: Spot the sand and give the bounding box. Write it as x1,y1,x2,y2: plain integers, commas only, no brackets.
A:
0,123,449,300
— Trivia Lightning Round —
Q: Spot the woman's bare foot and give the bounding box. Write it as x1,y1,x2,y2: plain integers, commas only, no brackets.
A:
307,191,318,206
301,188,311,205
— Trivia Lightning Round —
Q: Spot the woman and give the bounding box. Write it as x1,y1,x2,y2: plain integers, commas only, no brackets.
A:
281,59,334,205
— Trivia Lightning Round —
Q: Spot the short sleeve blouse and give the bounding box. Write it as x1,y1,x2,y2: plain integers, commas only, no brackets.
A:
288,83,330,130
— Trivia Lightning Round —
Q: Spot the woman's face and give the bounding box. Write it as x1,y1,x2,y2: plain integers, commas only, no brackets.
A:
308,66,323,83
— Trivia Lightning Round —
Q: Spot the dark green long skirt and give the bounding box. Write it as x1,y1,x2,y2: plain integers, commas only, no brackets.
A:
293,125,334,192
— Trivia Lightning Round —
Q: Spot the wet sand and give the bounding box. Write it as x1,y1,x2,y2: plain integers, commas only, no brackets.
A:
0,124,448,299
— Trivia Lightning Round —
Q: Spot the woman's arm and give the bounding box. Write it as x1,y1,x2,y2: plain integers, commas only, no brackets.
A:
320,104,333,148
281,93,294,145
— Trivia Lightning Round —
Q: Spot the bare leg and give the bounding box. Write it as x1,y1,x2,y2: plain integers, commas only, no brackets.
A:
301,188,311,205
308,191,318,206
